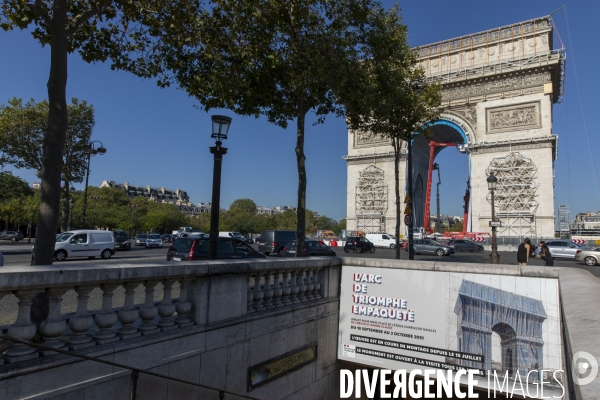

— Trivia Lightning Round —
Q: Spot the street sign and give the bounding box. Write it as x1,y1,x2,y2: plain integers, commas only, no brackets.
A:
404,204,412,215
404,194,412,203
489,221,502,227
404,214,413,226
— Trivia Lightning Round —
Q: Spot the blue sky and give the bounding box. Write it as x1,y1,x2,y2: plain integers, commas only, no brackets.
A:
0,0,598,222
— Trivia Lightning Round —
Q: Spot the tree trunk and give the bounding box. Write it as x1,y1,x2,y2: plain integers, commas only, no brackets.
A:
60,181,70,232
34,0,69,265
394,139,401,259
295,112,307,257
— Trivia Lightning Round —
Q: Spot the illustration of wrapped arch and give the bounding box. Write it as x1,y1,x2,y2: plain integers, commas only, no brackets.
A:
355,165,388,233
486,152,539,237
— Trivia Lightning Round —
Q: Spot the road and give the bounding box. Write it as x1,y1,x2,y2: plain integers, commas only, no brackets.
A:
0,243,597,327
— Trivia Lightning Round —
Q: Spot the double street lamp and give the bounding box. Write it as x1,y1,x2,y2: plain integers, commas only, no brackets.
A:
208,115,232,259
487,172,500,264
81,141,107,229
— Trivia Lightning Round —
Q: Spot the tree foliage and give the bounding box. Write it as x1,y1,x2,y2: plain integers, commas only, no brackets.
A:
156,0,378,256
229,198,257,216
0,171,32,203
344,5,442,259
0,0,201,264
0,97,93,181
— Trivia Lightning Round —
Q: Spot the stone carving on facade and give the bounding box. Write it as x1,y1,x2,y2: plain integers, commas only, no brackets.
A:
441,71,551,101
354,130,389,147
448,105,477,127
355,165,388,215
486,102,541,133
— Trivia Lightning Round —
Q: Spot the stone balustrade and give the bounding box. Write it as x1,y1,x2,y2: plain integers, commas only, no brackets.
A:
0,258,339,368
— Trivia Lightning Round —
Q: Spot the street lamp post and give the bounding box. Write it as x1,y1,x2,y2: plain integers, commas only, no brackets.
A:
81,141,107,229
208,115,232,260
487,172,500,264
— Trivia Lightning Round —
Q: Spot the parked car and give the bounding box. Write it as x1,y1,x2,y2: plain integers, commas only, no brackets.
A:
113,231,131,251
366,233,401,249
344,236,375,253
167,237,267,261
161,234,174,243
545,240,587,258
0,231,24,242
145,234,163,248
575,247,600,266
258,230,297,256
406,239,454,256
219,231,244,240
447,239,484,252
135,234,147,246
242,235,253,244
53,230,115,261
283,239,336,257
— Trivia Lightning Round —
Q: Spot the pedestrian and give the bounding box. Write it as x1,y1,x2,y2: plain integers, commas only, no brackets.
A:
538,241,554,266
517,238,532,266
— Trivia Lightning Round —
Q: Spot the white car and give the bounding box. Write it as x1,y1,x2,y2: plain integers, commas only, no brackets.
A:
145,234,163,248
54,230,114,261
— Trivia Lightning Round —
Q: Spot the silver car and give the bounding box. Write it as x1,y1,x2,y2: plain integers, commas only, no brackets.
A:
575,247,600,266
407,239,454,256
545,240,586,259
145,234,163,248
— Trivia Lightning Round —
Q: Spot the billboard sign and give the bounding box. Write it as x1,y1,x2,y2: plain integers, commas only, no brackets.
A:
338,266,565,394
558,205,569,232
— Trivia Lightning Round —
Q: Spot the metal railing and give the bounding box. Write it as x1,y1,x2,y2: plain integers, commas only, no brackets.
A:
0,335,258,400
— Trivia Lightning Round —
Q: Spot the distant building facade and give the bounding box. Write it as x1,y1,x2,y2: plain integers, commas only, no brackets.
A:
256,205,296,215
100,180,210,217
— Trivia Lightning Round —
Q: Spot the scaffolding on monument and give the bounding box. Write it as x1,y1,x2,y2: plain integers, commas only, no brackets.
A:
355,165,388,234
486,152,539,238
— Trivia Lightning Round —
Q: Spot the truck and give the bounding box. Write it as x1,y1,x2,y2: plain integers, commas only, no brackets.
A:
315,230,338,240
339,230,365,241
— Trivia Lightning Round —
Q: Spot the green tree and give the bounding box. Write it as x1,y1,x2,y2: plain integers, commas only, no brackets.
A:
274,210,297,231
144,202,187,233
0,172,32,230
0,97,95,231
314,215,337,231
445,221,463,233
0,172,32,203
344,5,442,259
229,198,257,216
1,0,201,264
161,0,377,256
333,218,347,235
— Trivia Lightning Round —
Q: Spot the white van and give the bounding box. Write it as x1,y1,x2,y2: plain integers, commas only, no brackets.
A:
219,231,243,240
366,233,401,249
54,230,115,261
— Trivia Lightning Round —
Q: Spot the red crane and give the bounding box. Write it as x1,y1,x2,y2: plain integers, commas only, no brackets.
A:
423,141,458,234
423,141,491,239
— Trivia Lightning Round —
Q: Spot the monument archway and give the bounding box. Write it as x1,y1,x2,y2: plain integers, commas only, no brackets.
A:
454,280,546,380
344,16,563,238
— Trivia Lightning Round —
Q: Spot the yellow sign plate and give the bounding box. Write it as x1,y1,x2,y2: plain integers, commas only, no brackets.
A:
404,204,412,215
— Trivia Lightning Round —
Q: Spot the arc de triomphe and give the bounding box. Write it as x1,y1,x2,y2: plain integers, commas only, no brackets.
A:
344,16,565,239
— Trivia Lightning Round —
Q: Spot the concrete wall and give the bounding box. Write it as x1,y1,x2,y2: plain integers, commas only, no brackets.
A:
0,259,341,400
35,299,340,400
